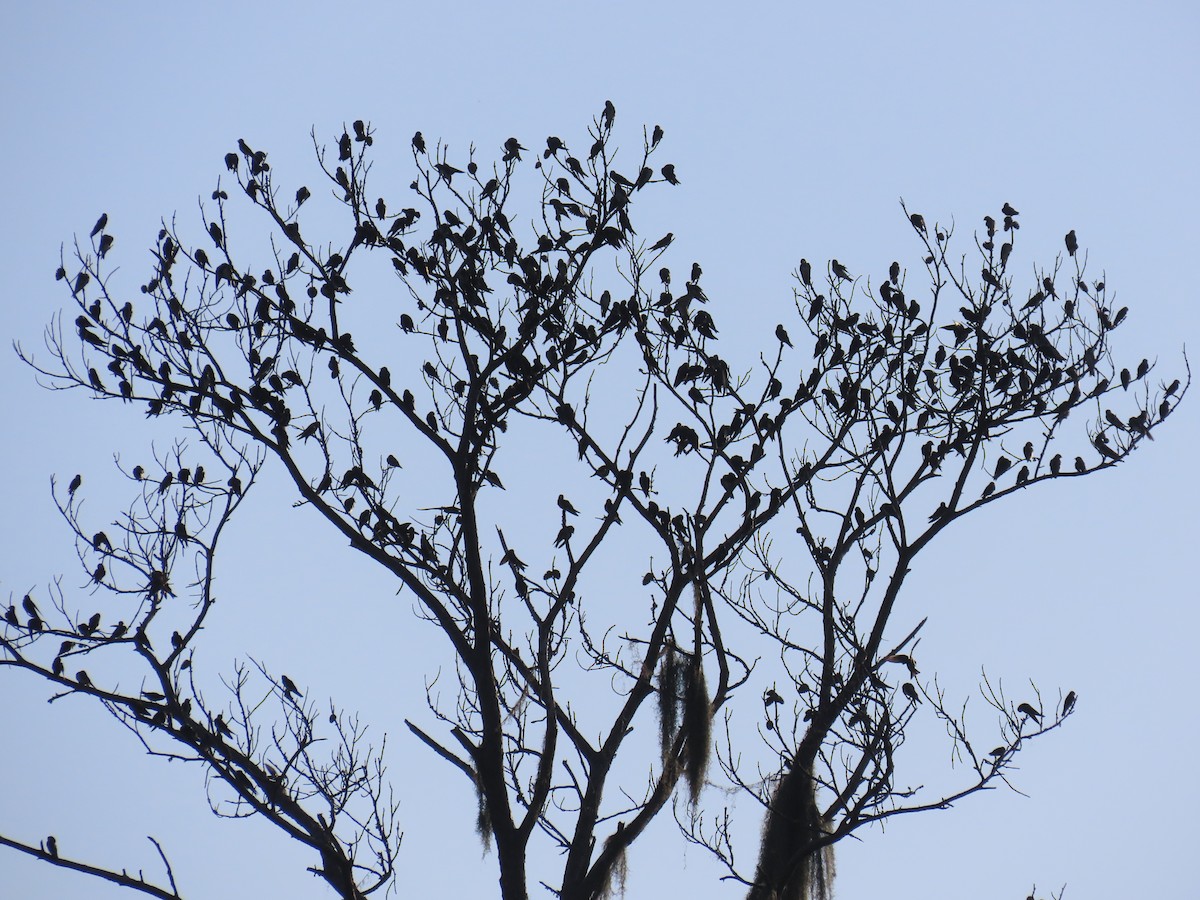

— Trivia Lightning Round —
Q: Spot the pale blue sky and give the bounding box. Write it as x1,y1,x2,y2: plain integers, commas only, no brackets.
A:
2,2,1197,898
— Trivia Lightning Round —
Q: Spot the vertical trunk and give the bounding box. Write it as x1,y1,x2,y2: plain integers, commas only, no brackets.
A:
496,833,529,900
747,764,833,900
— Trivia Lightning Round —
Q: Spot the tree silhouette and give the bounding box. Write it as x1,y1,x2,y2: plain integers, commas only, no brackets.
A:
2,103,1187,900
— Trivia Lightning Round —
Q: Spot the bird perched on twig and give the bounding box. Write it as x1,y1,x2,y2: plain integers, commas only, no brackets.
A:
281,675,301,698
1017,702,1042,723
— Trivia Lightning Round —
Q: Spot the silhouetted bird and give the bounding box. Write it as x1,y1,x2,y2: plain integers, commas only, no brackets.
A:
763,688,783,706
503,137,526,161
4,606,17,627
281,675,301,698
1017,702,1042,723
775,324,792,347
1001,203,1019,217
649,233,673,252
557,494,579,516
23,595,39,618
1065,230,1078,256
76,670,92,687
46,836,58,858
602,100,616,129
1050,454,1062,475
554,524,574,547
69,474,82,494
1023,441,1034,460
909,213,926,233
412,132,425,153
1093,433,1120,460
1074,456,1086,473
1062,691,1077,715
661,164,679,185
831,259,851,281
902,683,920,704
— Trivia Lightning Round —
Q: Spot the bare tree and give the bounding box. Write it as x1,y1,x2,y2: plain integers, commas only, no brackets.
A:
2,103,1186,900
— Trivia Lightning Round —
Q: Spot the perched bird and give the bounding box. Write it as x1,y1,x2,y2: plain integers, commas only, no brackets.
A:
280,675,301,698
831,259,851,281
90,213,108,237
775,324,792,348
1062,691,1077,716
884,653,920,677
1017,702,1042,723
1074,456,1086,473
76,670,92,688
763,688,784,706
1001,202,1019,217
798,258,812,286
412,131,425,153
661,164,679,185
557,494,579,516
649,232,673,252
22,595,39,618
1050,454,1062,475
902,682,921,704
502,137,527,161
909,213,926,233
554,523,574,547
1023,441,1034,461
1093,432,1121,460
69,474,82,495
602,100,616,129
46,836,58,858
1065,230,1078,256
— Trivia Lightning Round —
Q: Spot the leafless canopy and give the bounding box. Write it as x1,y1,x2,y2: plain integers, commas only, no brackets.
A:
3,104,1185,900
